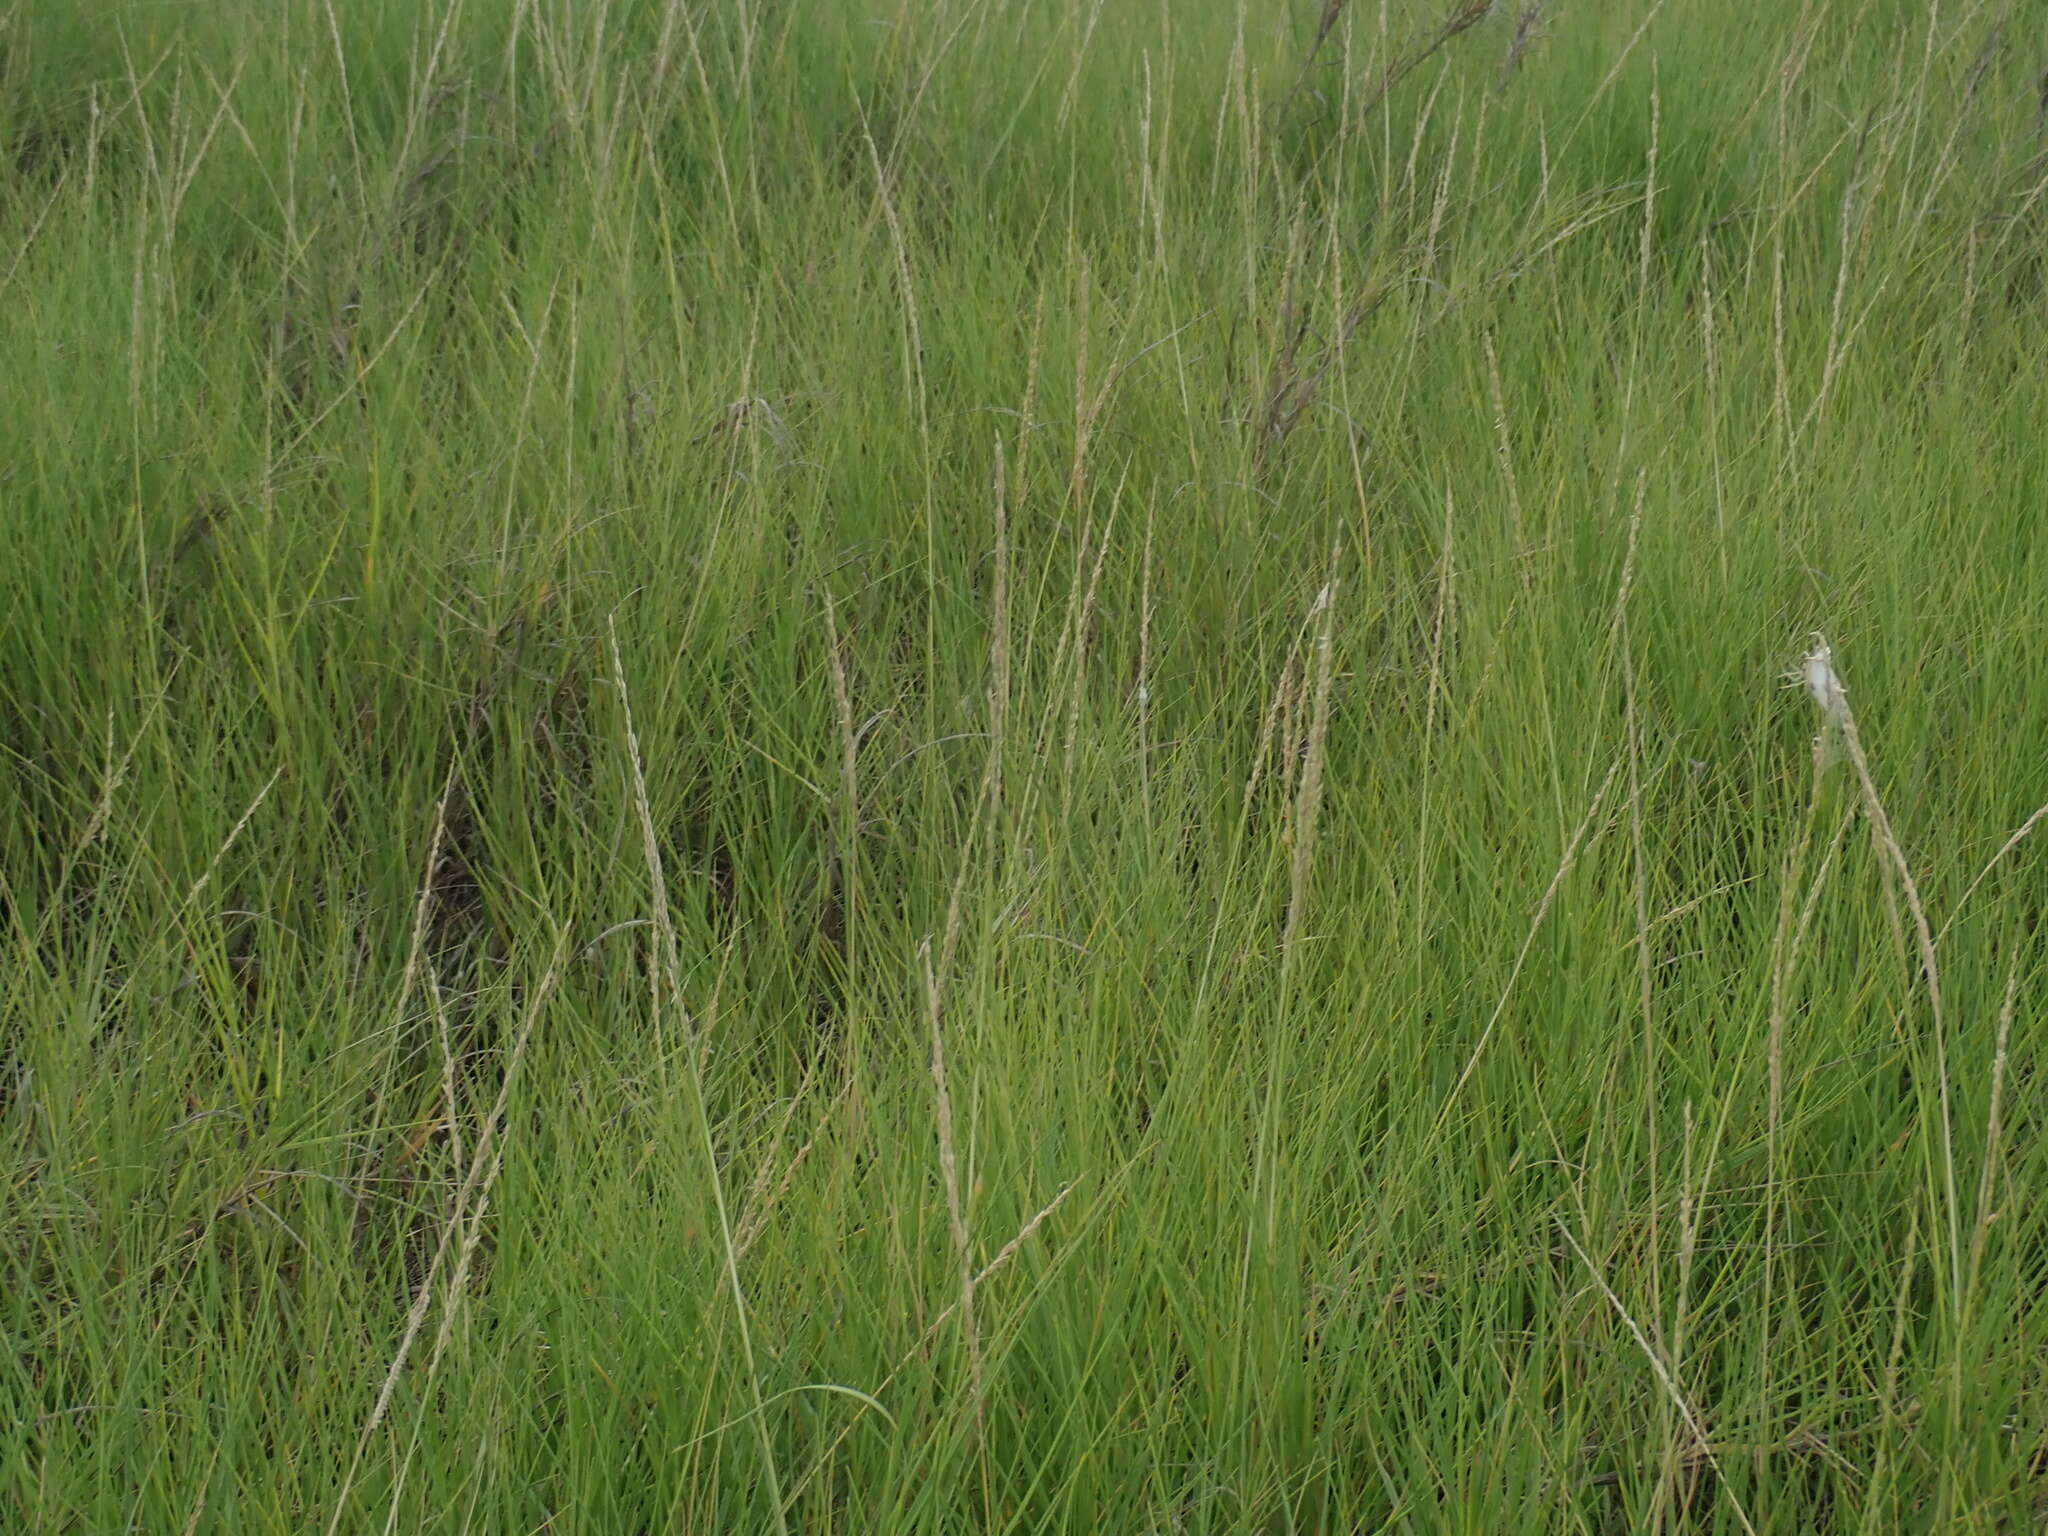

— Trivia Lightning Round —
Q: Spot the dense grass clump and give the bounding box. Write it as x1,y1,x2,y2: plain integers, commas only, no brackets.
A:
4,0,2045,1529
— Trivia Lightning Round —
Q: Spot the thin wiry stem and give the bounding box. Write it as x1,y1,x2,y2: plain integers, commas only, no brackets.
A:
609,620,790,1535
1560,1219,1761,1536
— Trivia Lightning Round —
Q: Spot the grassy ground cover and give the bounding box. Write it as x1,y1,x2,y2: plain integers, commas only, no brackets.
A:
4,0,2045,1528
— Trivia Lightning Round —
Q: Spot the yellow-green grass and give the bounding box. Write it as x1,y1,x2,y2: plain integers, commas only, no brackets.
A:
3,0,2044,1529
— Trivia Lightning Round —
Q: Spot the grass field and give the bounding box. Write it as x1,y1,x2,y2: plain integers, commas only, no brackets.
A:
4,0,2046,1529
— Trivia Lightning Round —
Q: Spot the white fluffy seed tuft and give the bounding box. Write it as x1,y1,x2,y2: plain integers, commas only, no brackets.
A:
1799,635,1848,725
1791,633,1850,766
